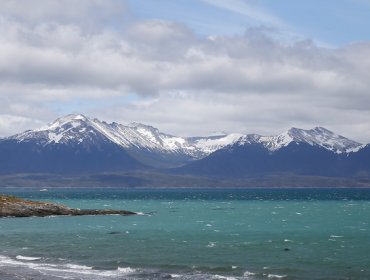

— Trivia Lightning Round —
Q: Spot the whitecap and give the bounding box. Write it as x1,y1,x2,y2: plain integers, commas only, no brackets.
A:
206,242,216,248
0,255,139,279
117,267,136,274
268,274,287,279
15,255,41,261
214,275,238,280
64,263,93,270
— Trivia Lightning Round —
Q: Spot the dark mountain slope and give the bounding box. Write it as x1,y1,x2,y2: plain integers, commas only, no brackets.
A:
174,142,360,178
0,138,145,174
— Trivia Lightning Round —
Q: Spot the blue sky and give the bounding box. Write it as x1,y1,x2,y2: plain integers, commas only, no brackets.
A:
1,0,370,142
128,0,370,46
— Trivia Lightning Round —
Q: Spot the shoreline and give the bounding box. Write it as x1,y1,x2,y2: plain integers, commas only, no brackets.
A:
0,195,136,218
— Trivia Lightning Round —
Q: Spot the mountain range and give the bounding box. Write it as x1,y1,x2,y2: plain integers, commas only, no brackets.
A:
1,114,370,185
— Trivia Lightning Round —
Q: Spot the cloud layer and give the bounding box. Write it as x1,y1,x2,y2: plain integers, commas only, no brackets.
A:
1,1,370,142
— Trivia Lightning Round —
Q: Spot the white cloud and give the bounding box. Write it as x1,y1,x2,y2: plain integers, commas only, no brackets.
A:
0,114,44,136
0,0,125,28
0,1,370,143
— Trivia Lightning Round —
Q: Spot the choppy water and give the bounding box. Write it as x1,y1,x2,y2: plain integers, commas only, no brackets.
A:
1,188,370,279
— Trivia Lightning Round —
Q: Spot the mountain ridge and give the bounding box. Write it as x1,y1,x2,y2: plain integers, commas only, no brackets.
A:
1,113,369,179
6,113,364,155
236,127,362,154
6,114,245,167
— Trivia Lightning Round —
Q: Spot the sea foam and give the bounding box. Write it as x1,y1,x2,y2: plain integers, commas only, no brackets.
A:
0,255,138,279
15,255,42,261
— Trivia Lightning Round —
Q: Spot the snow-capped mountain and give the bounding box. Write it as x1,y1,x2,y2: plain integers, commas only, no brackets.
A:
176,128,370,178
0,114,146,174
7,114,364,159
8,114,243,168
2,113,369,176
237,127,362,154
13,114,109,146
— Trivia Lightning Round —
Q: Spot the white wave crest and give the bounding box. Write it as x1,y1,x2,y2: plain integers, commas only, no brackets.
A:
0,255,138,279
268,274,287,279
15,255,42,261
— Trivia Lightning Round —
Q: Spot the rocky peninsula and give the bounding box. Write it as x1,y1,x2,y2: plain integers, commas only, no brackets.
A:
0,195,136,217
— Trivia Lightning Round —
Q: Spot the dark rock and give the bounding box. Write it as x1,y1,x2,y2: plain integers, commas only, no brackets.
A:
0,195,136,218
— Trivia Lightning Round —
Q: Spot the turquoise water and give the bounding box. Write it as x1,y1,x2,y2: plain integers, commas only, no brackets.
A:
1,188,370,279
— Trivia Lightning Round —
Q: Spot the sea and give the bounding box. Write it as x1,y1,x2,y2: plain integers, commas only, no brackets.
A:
1,188,370,280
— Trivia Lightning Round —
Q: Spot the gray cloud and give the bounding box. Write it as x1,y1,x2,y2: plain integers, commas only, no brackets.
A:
0,0,126,29
0,1,370,143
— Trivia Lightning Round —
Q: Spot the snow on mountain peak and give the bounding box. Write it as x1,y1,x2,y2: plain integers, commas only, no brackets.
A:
233,127,362,154
127,122,163,143
8,114,363,158
128,122,156,129
35,113,88,132
10,114,93,144
52,113,87,123
236,127,362,153
193,133,244,154
286,127,361,153
8,114,247,161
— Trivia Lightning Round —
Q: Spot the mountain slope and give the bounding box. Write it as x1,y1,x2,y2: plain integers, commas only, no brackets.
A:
0,114,144,173
0,137,145,174
1,114,368,177
237,127,361,153
175,128,366,178
1,114,242,171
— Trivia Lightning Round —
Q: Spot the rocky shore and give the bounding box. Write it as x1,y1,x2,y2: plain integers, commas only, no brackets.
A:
0,195,136,217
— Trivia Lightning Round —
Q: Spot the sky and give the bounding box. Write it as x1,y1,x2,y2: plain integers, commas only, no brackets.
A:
1,0,370,142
